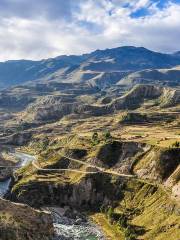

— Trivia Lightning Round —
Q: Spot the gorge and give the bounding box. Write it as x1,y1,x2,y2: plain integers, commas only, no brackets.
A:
0,46,179,240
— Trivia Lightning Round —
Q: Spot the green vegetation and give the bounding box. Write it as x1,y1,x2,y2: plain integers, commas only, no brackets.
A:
94,179,180,240
100,206,138,240
107,206,114,223
91,130,113,146
91,213,124,239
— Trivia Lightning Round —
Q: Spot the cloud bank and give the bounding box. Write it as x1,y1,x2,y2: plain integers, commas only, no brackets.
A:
0,0,179,61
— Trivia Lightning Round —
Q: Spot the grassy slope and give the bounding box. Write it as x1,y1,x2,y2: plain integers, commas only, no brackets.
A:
91,213,124,240
128,181,180,240
91,180,180,240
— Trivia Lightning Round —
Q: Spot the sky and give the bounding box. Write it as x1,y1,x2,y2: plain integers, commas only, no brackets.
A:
0,0,180,61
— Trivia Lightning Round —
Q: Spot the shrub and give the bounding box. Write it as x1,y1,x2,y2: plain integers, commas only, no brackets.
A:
107,207,114,223
118,214,128,228
100,204,106,213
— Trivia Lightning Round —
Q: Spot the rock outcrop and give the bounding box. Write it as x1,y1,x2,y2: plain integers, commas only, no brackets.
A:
165,165,180,200
134,147,180,184
159,88,180,107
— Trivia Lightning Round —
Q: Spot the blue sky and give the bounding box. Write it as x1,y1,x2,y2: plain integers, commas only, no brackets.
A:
0,0,179,60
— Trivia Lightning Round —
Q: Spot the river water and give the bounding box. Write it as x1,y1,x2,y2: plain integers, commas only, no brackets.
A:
0,151,35,197
53,214,104,240
0,151,105,240
0,178,11,197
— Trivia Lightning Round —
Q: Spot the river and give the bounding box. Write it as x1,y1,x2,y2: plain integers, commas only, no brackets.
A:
0,151,35,197
0,151,105,240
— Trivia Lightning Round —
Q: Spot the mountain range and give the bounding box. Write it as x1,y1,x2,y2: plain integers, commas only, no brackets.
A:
0,46,180,89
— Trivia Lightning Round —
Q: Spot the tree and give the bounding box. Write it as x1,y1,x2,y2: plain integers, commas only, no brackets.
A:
91,132,100,145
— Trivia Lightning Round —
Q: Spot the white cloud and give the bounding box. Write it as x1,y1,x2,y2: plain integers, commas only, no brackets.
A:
133,0,151,10
0,0,179,61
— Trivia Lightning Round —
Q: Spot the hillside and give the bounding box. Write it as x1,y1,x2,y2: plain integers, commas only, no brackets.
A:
117,66,180,87
0,198,53,240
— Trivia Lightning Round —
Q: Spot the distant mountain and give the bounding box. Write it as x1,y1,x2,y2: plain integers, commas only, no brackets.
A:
0,46,180,89
0,55,86,89
173,51,180,57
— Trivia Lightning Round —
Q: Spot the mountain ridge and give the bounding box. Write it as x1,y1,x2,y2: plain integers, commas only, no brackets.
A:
1,46,180,89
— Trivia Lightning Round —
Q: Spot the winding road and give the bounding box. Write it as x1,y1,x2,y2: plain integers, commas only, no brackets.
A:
31,153,135,178
0,150,135,178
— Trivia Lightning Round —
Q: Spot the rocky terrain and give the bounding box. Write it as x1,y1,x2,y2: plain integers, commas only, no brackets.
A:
0,46,179,240
0,198,54,240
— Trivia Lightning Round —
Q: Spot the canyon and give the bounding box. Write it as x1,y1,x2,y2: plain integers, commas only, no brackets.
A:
0,46,179,240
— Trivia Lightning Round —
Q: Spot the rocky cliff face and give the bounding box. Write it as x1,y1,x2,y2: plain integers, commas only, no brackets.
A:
159,88,180,107
0,161,13,180
133,147,180,183
11,172,124,210
165,165,180,200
